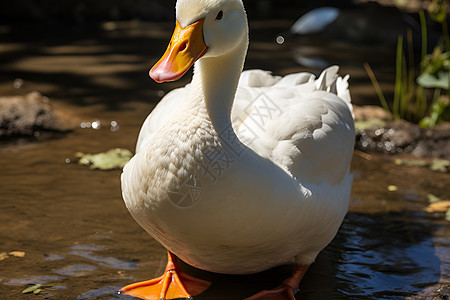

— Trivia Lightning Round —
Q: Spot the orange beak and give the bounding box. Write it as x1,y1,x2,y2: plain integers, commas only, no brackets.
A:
150,19,208,83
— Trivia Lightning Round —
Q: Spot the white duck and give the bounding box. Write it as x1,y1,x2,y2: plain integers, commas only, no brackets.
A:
120,0,355,299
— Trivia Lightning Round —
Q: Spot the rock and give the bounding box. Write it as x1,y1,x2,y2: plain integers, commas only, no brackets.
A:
0,91,72,139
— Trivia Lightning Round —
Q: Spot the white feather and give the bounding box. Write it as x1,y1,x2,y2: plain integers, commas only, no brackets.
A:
122,0,354,275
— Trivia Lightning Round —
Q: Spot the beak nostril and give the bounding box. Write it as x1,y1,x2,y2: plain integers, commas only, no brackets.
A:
179,41,187,52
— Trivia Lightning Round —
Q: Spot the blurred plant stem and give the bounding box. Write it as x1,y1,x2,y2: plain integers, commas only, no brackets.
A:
364,5,449,128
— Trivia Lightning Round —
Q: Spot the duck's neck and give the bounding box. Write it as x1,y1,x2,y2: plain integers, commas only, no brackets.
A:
191,35,248,133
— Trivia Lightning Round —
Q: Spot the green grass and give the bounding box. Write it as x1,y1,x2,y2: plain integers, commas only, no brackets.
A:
364,10,449,128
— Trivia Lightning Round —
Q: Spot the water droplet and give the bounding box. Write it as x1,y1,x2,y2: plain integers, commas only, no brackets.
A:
13,78,24,89
91,120,101,130
110,121,119,132
375,128,384,136
276,36,285,45
80,122,91,129
65,158,71,164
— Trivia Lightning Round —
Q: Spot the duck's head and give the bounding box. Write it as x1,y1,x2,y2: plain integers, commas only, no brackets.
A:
150,0,248,83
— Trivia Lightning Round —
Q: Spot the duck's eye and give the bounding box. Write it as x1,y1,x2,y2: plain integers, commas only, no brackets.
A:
215,10,223,20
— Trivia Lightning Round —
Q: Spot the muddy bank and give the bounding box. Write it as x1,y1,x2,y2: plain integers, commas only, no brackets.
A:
354,105,450,160
0,92,76,140
356,120,450,159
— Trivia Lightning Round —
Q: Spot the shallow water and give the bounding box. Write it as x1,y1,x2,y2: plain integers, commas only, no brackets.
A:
0,19,449,299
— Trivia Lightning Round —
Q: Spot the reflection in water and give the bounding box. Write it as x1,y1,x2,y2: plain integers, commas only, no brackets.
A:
4,275,65,286
69,249,137,270
77,285,123,300
70,244,106,251
54,264,98,277
44,254,65,261
331,212,442,298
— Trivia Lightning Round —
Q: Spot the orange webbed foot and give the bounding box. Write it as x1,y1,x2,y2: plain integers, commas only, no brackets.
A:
244,283,298,300
244,264,309,300
119,252,211,300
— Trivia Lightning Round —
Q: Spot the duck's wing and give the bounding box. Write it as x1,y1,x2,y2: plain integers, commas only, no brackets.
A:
233,67,354,185
135,85,188,153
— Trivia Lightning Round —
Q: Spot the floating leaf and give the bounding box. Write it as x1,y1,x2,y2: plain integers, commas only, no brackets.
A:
430,159,450,173
22,284,42,294
0,252,8,261
76,148,133,170
33,289,42,295
427,193,442,203
9,251,25,258
388,185,398,192
446,209,450,222
426,200,450,213
22,283,54,294
394,158,450,173
394,159,428,167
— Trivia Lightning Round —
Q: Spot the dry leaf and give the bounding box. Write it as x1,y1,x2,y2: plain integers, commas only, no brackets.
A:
426,201,450,213
9,251,25,258
0,252,8,261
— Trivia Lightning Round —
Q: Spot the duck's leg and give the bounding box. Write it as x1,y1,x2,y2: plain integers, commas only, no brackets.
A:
244,264,310,300
119,251,211,300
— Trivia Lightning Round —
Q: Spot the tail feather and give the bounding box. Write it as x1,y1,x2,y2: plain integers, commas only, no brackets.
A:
317,66,353,117
316,65,339,91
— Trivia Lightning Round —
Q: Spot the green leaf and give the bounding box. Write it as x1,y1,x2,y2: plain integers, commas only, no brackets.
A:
427,193,442,203
420,95,450,127
22,283,54,294
417,70,449,89
430,159,450,172
33,289,42,295
354,119,386,131
446,209,450,222
22,284,42,294
76,148,133,170
428,0,448,23
394,159,428,167
419,116,432,127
